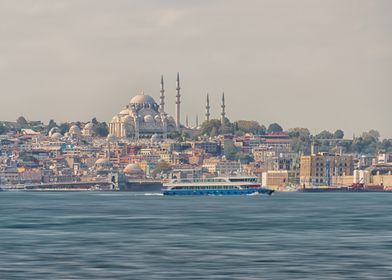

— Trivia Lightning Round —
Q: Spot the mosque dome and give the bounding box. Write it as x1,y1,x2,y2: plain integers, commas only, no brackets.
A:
124,163,144,175
84,123,94,129
151,133,160,143
95,158,113,169
119,108,130,115
48,127,60,136
121,115,133,123
144,115,154,123
69,125,81,135
154,115,161,121
130,93,157,106
111,116,120,123
51,132,62,139
106,134,117,142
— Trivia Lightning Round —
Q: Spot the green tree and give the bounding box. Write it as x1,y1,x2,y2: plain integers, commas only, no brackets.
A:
91,118,99,125
47,119,58,131
94,122,109,137
0,124,8,135
267,123,283,133
224,141,239,161
288,128,311,154
236,120,263,134
16,116,28,127
210,127,218,137
151,161,172,178
59,123,70,135
315,130,333,139
334,129,344,139
168,131,180,139
200,119,221,136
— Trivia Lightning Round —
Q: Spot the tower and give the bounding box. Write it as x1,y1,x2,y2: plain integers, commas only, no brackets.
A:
159,75,165,114
205,93,210,122
175,72,181,131
221,92,226,126
196,114,199,127
186,114,189,127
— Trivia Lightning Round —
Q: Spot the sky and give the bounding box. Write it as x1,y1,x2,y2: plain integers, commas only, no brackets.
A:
0,0,391,138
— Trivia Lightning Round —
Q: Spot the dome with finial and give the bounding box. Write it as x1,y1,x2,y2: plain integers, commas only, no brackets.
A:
124,163,144,175
69,125,81,135
51,132,62,139
48,127,60,137
130,91,157,106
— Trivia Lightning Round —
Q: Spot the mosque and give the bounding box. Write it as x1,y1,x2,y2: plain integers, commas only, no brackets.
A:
108,73,227,139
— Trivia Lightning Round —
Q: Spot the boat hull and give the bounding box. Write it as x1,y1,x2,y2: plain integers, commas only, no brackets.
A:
163,188,274,196
122,180,163,192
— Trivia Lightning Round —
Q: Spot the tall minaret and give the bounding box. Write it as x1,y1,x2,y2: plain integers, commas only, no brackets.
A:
175,72,181,131
205,93,210,122
159,75,165,114
196,114,199,127
221,92,226,126
186,114,189,127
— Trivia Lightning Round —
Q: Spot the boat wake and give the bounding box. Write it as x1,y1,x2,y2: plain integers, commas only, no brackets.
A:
247,192,262,196
143,192,164,196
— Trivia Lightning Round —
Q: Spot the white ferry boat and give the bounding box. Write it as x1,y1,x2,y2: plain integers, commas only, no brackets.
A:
163,176,274,196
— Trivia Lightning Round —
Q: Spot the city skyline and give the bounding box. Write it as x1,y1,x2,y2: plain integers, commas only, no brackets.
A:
0,1,391,137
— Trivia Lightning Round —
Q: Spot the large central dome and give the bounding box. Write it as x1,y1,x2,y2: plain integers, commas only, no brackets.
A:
130,93,157,105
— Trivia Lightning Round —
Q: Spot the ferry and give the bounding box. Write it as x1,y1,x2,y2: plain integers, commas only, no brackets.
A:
163,176,274,196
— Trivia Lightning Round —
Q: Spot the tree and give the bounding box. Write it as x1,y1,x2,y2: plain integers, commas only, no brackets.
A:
168,131,180,139
315,130,333,139
94,122,109,137
267,123,283,133
91,118,99,125
288,128,311,154
0,124,8,135
210,127,218,137
236,120,264,135
224,141,239,161
151,161,172,178
362,130,380,141
59,123,70,135
47,119,58,131
200,119,221,136
16,116,28,127
334,129,344,139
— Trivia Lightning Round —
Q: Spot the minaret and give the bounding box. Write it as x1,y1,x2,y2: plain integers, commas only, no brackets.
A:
221,92,226,126
196,114,199,127
175,72,181,131
159,75,165,114
186,114,189,127
205,93,210,122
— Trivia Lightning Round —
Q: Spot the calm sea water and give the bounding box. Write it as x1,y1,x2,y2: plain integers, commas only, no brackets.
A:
1,192,392,279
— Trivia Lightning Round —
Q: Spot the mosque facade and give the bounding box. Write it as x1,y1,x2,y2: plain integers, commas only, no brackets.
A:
109,73,226,139
108,74,180,139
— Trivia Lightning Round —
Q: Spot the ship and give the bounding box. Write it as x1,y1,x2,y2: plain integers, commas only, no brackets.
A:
122,179,163,192
163,176,274,196
299,183,387,192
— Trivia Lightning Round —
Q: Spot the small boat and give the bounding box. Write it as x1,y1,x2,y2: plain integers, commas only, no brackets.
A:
163,176,274,196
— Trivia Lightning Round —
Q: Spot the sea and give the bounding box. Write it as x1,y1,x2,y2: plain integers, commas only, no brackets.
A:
1,192,392,280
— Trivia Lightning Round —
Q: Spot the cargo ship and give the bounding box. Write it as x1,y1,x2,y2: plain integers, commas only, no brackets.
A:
163,176,274,196
299,183,387,192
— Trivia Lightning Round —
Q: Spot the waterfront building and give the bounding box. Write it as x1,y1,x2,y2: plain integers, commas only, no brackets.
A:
261,170,289,190
300,153,353,187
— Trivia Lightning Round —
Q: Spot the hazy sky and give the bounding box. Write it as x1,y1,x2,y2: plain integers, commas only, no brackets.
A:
0,0,391,137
